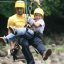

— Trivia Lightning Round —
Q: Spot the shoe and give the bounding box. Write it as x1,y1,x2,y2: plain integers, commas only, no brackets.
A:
0,37,7,43
10,49,17,61
10,44,21,61
43,49,52,61
10,43,20,56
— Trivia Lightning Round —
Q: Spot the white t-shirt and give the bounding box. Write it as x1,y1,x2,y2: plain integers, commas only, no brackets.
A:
28,17,45,34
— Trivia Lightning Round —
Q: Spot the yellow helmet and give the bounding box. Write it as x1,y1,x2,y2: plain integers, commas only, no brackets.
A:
15,1,25,8
34,7,44,16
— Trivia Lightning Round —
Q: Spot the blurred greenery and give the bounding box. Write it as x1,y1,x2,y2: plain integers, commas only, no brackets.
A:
0,0,64,17
42,0,64,16
42,33,64,45
0,0,16,17
45,44,64,53
54,45,64,52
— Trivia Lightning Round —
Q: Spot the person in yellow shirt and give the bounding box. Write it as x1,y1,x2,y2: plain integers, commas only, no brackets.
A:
0,0,34,52
7,1,26,29
7,1,26,50
0,0,34,61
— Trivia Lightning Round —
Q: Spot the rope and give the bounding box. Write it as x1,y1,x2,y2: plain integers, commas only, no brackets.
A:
24,0,28,22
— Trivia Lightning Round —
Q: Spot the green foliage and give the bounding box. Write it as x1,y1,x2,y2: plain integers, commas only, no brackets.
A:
42,0,64,16
55,45,64,52
42,33,64,45
42,36,55,45
0,0,64,17
0,0,16,17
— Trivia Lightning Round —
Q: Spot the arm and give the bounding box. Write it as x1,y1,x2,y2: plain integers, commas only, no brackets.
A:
7,17,15,34
34,19,45,34
33,21,41,27
27,16,35,26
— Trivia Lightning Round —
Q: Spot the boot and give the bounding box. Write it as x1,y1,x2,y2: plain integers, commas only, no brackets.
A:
42,49,52,61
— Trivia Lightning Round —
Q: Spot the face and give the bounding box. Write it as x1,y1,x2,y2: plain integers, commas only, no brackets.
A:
16,7,25,15
34,13,42,20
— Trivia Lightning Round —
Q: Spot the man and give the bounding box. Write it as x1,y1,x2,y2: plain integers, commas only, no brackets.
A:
7,0,26,50
0,0,27,61
0,0,35,61
0,0,34,51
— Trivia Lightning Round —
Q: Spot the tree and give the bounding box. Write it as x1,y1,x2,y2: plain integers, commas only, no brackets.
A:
0,0,64,17
0,0,16,17
42,0,64,16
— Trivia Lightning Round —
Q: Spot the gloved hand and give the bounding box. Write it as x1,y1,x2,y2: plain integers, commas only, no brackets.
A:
9,27,15,34
26,24,31,28
33,22,41,27
28,16,35,25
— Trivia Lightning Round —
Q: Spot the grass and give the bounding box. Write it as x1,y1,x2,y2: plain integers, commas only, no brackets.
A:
54,45,64,52
45,44,64,52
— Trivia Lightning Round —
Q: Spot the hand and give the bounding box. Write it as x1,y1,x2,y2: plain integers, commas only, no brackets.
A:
34,22,40,27
26,24,31,28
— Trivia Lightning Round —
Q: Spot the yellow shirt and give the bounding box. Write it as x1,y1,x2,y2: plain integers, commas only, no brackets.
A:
7,14,27,28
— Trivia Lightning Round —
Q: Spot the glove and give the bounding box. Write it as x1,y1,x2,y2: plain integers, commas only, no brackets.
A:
28,16,35,25
26,24,31,28
34,22,41,27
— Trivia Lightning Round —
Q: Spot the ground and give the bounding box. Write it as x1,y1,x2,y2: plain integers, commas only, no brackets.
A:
0,45,64,64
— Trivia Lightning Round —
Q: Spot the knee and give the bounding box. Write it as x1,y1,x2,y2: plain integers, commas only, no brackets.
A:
22,41,29,52
34,37,42,43
22,40,29,47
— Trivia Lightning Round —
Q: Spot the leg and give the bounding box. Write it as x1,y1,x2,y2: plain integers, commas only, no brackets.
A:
0,33,15,43
9,27,26,35
0,33,16,52
24,28,34,39
15,28,34,39
9,27,34,39
21,39,35,64
5,33,16,49
0,33,18,61
32,37,46,55
14,28,26,36
32,37,52,61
